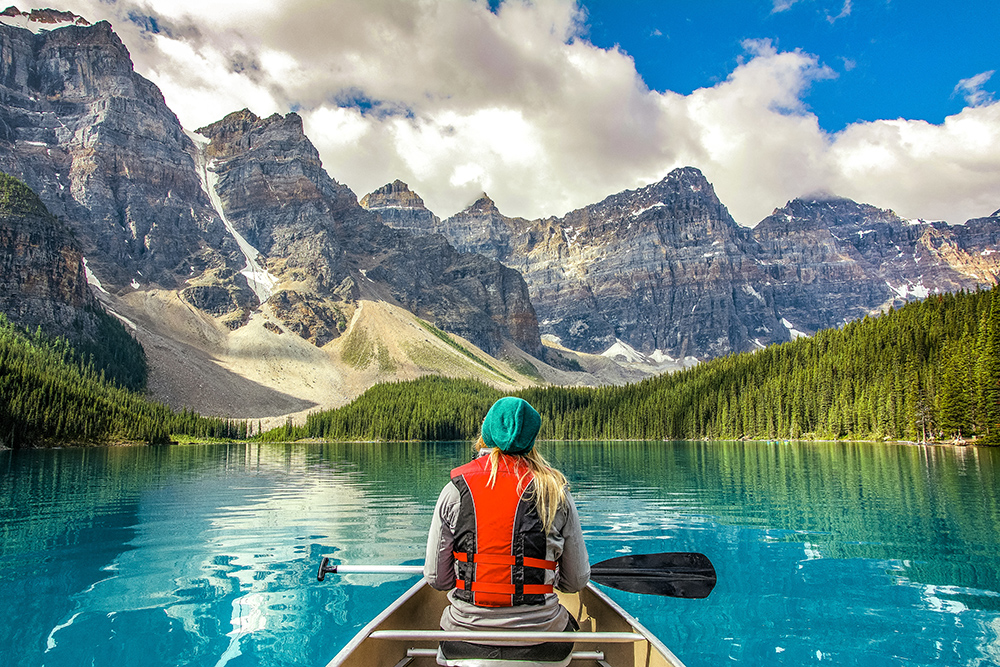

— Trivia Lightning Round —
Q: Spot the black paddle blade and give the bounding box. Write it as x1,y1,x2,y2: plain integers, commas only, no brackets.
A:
589,552,717,599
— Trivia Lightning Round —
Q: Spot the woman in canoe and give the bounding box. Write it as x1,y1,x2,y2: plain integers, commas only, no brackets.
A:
424,396,591,666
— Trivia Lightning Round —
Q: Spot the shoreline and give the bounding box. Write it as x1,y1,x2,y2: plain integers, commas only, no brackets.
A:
3,436,992,451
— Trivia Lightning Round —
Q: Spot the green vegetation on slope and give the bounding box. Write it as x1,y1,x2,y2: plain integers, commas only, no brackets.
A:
0,172,148,391
71,305,149,392
0,314,247,448
260,376,499,442
266,286,1000,444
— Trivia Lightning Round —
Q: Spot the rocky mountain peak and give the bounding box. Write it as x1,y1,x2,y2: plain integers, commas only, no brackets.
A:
467,193,499,215
198,108,260,135
759,195,900,235
571,166,727,227
196,107,541,355
0,15,233,292
359,179,427,210
197,110,317,167
667,165,710,187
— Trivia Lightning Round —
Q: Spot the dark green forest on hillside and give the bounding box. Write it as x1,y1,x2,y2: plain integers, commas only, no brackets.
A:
0,314,247,448
3,277,998,448
0,172,148,390
271,285,1000,445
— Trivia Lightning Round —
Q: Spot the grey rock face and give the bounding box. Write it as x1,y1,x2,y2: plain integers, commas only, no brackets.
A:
0,19,238,291
753,196,1000,335
369,173,1000,361
0,172,101,337
199,110,542,356
386,168,785,359
360,179,441,234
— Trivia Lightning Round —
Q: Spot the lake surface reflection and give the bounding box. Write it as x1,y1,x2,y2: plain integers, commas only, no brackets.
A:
2,440,999,667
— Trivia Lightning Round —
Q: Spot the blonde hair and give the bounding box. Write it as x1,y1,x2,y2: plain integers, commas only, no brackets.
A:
474,436,568,534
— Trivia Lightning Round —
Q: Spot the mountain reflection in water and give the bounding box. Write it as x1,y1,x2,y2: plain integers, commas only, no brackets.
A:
1,440,998,667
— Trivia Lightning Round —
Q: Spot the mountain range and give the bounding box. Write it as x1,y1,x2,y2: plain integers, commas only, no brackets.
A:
363,174,1000,365
0,13,997,424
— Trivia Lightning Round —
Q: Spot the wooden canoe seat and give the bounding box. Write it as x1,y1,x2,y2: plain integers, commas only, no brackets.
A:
369,630,642,667
369,630,645,642
401,647,612,667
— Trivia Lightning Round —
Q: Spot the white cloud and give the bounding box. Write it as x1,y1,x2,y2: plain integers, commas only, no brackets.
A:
954,71,996,107
29,0,1000,226
829,104,1000,222
826,0,852,24
771,0,802,13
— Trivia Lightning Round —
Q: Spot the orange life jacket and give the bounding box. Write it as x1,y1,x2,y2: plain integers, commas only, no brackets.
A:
450,455,557,607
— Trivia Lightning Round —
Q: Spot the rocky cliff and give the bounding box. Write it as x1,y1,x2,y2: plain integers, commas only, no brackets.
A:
366,173,1000,362
0,17,239,292
368,168,787,361
0,171,96,331
753,196,1000,336
359,179,441,234
196,109,542,356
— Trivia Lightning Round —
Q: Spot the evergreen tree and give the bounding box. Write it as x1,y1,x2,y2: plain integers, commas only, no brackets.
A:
977,288,1000,444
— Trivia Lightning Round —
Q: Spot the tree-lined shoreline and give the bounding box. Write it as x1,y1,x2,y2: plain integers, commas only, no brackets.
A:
3,284,999,449
267,285,1000,446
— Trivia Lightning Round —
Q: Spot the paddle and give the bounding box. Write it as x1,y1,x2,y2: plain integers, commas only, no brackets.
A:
317,551,716,599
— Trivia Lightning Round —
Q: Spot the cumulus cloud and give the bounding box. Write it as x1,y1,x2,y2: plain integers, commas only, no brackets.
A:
829,104,1000,222
30,0,1000,225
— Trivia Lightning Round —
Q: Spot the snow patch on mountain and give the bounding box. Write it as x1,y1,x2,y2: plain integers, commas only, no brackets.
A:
743,283,765,303
781,318,808,339
187,129,279,304
82,257,107,295
0,7,90,33
631,202,665,218
602,339,646,363
887,280,931,300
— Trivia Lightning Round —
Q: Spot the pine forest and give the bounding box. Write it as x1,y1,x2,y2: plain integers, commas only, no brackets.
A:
2,283,999,448
277,285,1000,446
0,314,247,448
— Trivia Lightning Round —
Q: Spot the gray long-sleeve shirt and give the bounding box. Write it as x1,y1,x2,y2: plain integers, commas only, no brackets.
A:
424,476,590,633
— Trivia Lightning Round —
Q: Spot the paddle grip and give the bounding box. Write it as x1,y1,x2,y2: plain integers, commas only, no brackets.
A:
317,557,338,581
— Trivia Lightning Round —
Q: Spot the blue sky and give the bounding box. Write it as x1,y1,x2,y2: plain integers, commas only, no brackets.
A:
580,1,997,131
30,0,1000,225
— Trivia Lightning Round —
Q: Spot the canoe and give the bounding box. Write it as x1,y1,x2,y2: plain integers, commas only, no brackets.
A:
325,578,687,667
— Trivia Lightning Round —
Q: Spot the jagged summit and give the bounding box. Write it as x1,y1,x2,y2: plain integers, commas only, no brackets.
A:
466,192,500,215
197,108,260,134
0,6,90,32
360,179,427,210
554,166,722,224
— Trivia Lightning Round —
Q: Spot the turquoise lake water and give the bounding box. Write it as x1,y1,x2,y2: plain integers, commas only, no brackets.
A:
1,440,999,666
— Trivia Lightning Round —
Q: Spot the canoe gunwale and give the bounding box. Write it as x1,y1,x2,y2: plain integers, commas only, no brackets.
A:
325,577,429,667
324,578,687,667
583,581,686,666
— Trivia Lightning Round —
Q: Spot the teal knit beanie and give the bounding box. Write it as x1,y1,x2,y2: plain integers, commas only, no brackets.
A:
481,397,541,454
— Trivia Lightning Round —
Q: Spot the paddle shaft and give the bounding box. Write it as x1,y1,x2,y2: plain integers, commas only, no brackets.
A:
323,564,423,576
320,564,705,578
318,552,716,599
